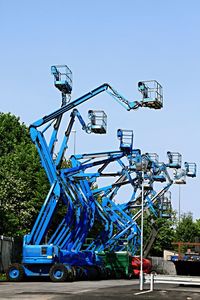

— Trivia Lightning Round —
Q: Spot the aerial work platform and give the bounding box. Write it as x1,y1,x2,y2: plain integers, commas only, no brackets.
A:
138,80,163,109
88,110,107,134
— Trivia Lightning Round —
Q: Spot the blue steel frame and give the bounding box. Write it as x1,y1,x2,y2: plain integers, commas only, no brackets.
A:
16,66,196,280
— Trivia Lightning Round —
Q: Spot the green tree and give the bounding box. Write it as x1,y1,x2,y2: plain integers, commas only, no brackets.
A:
174,212,198,243
143,214,176,256
0,113,49,237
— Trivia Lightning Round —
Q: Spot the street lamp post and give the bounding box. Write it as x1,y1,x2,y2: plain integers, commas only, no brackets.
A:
140,170,145,290
178,185,181,223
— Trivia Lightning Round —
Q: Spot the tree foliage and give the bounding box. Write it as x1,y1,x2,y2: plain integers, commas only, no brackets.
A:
143,213,176,257
143,212,200,256
174,212,199,243
0,113,49,237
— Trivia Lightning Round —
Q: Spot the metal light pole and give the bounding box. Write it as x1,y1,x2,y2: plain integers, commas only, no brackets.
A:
140,170,144,290
178,185,181,223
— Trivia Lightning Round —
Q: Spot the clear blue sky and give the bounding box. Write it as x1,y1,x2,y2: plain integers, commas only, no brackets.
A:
0,0,199,218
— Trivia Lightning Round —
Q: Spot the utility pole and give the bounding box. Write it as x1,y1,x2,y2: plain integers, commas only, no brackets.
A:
178,185,181,223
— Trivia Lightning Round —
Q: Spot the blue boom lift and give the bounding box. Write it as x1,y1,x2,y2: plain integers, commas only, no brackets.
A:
6,65,196,282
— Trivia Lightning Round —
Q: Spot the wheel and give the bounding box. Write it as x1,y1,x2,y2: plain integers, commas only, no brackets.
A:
105,267,112,279
88,266,98,280
74,266,84,280
94,266,103,280
83,266,93,280
71,266,77,280
6,263,24,282
49,264,69,282
80,266,97,280
64,265,75,282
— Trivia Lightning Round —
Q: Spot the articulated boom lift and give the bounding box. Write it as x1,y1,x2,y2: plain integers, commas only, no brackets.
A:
7,65,196,282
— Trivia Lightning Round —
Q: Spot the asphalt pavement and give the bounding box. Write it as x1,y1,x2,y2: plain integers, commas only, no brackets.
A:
1,279,200,299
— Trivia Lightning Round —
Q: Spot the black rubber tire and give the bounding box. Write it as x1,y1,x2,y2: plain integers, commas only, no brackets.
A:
88,266,99,280
74,266,84,280
96,266,107,280
71,266,77,281
94,266,102,280
105,267,112,279
64,265,75,282
6,263,24,282
49,264,68,282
